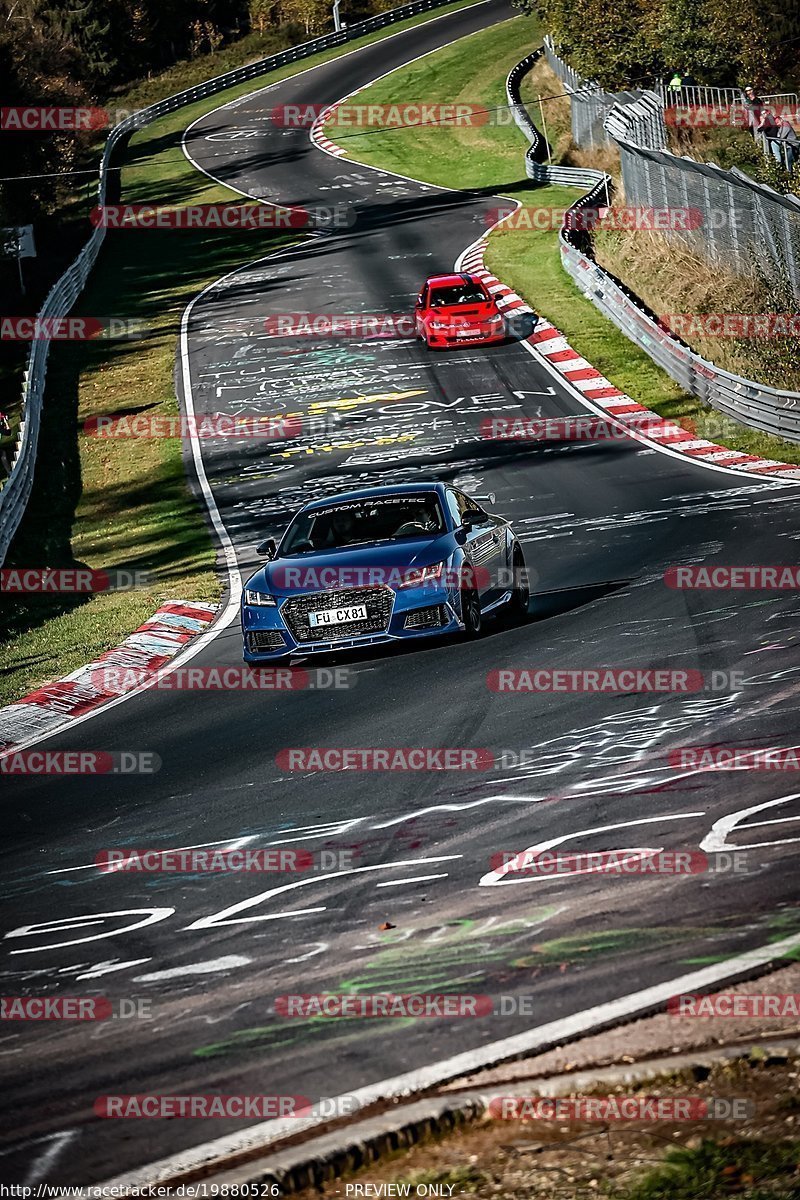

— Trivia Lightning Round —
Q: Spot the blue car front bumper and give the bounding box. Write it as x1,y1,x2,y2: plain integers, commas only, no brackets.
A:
241,584,462,660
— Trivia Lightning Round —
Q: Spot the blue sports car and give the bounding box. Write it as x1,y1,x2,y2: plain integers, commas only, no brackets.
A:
241,482,529,660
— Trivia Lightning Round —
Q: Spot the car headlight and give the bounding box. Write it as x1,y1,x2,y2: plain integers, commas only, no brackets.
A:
487,313,504,325
398,562,445,588
429,320,449,330
244,589,277,606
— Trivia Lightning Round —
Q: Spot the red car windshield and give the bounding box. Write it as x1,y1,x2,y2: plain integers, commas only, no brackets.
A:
428,283,487,307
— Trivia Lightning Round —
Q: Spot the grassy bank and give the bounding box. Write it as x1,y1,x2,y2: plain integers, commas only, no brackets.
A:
0,0,486,707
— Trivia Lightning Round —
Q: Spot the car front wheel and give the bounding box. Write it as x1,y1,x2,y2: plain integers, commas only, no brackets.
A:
461,588,483,636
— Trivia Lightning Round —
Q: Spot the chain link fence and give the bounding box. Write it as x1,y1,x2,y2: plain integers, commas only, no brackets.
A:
506,49,800,444
543,36,650,151
544,38,800,300
0,0,461,568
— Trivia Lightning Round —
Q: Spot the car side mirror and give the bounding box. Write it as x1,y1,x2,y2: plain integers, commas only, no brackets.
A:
256,538,277,560
461,509,485,530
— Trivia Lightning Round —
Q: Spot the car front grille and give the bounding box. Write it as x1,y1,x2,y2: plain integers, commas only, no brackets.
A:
281,586,394,643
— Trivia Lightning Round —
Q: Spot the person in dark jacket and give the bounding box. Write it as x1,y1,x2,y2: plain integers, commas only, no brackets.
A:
776,114,799,170
741,86,764,131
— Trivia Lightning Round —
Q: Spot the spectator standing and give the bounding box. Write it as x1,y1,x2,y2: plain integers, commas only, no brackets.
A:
741,85,764,132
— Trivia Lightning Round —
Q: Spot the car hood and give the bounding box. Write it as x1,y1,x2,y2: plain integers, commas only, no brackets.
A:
246,535,453,597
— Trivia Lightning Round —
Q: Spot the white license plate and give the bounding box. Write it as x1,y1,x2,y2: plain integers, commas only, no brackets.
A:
308,603,368,628
456,329,480,338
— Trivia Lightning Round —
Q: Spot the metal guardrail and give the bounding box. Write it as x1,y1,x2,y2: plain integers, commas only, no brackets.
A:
505,49,800,443
0,0,460,567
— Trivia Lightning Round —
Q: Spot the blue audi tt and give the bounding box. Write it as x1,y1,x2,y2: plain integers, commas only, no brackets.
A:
241,482,529,660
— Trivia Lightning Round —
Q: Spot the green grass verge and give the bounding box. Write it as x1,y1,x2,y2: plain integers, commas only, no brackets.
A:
1,0,487,707
609,1138,800,1199
329,16,800,465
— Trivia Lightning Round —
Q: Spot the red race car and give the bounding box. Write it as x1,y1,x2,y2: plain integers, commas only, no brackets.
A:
414,272,507,349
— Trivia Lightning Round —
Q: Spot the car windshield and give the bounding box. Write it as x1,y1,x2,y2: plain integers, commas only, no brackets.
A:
429,283,486,307
281,494,446,554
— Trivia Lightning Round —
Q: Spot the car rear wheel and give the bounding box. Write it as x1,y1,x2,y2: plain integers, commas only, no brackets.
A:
461,588,482,636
